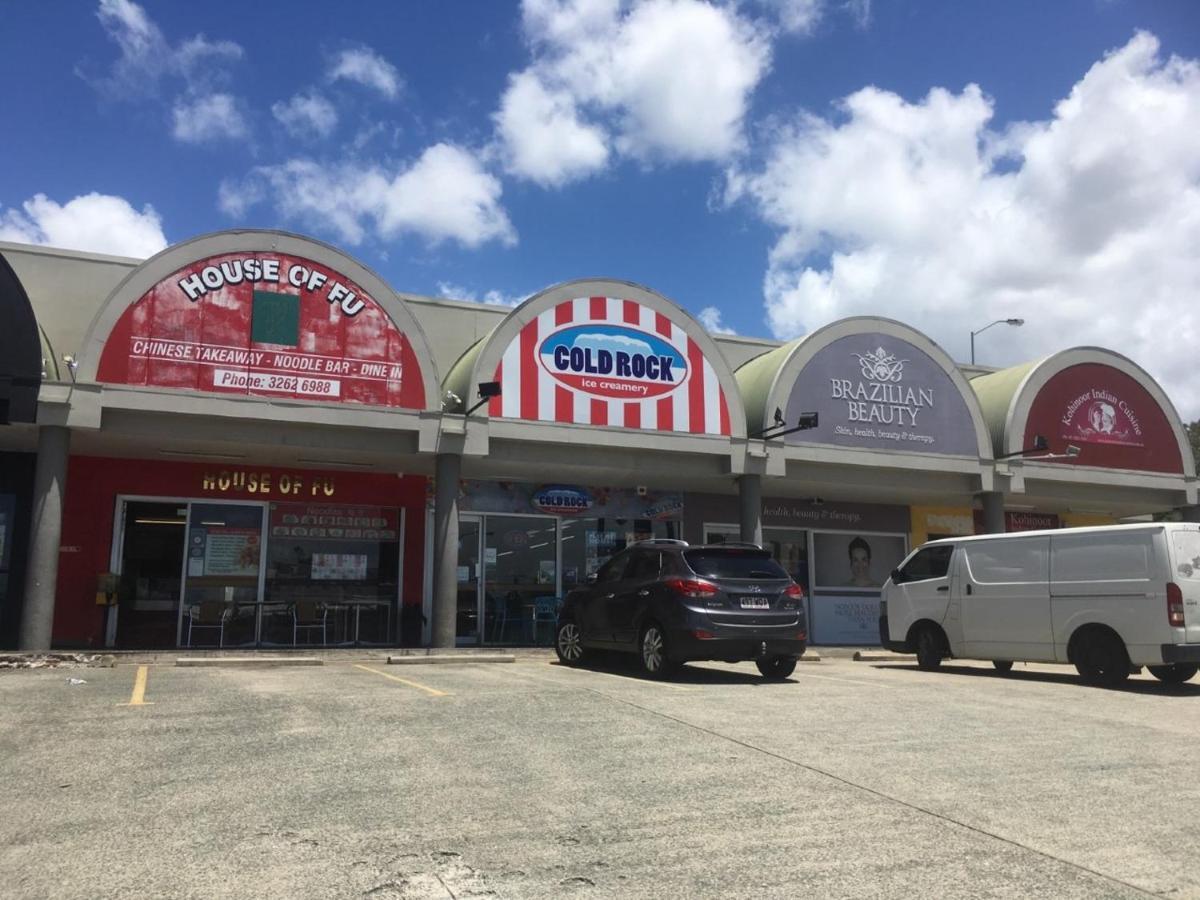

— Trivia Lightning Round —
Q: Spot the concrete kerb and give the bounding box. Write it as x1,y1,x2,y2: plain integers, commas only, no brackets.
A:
176,657,324,668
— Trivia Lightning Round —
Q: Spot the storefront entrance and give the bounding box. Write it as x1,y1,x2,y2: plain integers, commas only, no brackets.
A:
456,513,558,646
109,495,403,648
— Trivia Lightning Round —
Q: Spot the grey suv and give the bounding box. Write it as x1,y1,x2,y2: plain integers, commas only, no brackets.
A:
554,539,807,679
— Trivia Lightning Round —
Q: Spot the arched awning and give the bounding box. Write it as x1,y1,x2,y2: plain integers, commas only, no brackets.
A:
77,230,440,412
445,279,746,440
971,348,1196,512
0,251,44,424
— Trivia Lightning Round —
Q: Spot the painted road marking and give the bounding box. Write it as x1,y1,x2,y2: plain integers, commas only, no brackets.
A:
792,670,895,689
353,664,450,697
120,665,153,706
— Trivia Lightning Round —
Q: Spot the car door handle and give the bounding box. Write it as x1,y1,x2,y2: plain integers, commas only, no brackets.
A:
936,586,949,592
637,589,650,596
965,584,973,595
604,593,615,599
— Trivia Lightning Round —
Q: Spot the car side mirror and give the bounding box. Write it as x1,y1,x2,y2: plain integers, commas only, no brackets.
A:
586,572,598,584
890,568,904,585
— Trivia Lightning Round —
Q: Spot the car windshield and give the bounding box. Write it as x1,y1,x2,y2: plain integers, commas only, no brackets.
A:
684,549,789,579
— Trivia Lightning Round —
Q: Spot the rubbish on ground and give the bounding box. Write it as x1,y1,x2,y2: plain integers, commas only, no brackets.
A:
66,677,88,685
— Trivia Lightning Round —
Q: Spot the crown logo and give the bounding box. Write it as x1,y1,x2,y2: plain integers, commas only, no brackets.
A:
854,347,906,382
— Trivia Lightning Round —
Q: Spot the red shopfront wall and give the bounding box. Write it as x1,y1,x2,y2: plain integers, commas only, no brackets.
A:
52,457,427,647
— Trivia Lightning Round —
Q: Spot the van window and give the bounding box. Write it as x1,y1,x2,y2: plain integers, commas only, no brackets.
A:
1052,532,1152,583
1172,531,1200,581
898,545,954,582
963,538,1048,584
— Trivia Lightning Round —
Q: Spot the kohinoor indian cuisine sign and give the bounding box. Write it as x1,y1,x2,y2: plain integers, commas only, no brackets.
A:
97,252,426,408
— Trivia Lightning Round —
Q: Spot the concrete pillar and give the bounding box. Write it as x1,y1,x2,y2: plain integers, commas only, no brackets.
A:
431,452,462,648
738,474,763,546
979,491,1005,534
1181,506,1200,523
19,425,70,651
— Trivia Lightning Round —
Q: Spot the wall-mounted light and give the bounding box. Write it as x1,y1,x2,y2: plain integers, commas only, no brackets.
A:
465,381,501,416
442,390,462,413
61,354,78,383
997,435,1082,462
751,406,819,439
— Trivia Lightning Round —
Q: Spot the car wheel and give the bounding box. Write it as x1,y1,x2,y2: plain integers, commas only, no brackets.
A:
555,620,586,666
914,625,943,671
639,623,677,679
1074,631,1130,686
755,655,797,680
992,660,1014,673
1147,663,1198,684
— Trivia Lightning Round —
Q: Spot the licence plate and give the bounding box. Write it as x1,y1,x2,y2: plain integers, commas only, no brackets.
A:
739,597,770,609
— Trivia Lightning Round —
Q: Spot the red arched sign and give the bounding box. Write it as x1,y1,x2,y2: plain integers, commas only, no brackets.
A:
1023,363,1183,474
97,252,426,409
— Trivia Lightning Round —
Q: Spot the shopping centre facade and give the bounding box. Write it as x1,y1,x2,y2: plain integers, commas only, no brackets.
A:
1,230,1195,651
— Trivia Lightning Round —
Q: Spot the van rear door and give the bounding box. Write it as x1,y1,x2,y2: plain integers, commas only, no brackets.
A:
1168,527,1200,644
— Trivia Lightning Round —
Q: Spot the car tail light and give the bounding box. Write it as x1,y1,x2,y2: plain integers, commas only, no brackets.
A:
665,578,719,599
784,583,804,599
693,629,716,640
1168,582,1185,627
797,630,807,641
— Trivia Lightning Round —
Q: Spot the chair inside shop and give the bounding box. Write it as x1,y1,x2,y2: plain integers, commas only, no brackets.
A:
186,600,231,648
292,598,328,646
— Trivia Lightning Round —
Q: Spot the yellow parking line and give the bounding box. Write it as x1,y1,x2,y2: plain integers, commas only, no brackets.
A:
120,665,153,706
353,664,450,697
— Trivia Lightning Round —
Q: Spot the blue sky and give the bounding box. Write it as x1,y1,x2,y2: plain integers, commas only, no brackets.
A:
2,1,1199,415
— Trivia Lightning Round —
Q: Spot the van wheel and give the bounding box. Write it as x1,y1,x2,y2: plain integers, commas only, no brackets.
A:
914,626,944,671
1074,631,1130,686
992,660,1014,673
1147,664,1198,684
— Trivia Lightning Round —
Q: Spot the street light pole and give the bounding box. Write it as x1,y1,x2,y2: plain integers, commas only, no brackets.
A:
970,318,1025,365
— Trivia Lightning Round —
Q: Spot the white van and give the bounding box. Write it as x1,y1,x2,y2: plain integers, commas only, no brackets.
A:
880,523,1200,686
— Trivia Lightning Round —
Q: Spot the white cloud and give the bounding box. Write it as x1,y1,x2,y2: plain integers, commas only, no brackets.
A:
328,47,403,99
271,91,339,139
726,31,1200,419
496,0,770,184
437,281,529,307
494,71,609,186
172,93,248,143
223,143,516,249
0,192,167,258
698,306,736,334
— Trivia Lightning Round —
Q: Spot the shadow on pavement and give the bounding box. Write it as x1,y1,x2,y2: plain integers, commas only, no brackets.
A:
871,662,1200,695
548,655,793,686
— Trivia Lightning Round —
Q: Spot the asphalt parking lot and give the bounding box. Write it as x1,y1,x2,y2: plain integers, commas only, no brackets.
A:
2,652,1199,900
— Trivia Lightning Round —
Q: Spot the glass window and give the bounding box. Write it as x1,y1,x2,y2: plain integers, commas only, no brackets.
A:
1172,531,1200,581
264,502,400,645
963,538,1048,585
1052,532,1152,583
684,549,789,579
899,545,954,582
561,516,680,587
595,551,631,584
626,551,663,581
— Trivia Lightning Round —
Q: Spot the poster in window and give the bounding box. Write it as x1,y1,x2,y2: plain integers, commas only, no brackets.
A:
311,553,368,580
811,531,907,592
810,595,882,645
204,529,261,577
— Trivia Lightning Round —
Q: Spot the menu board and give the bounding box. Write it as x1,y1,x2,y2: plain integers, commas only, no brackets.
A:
311,553,369,581
204,529,261,577
270,503,399,541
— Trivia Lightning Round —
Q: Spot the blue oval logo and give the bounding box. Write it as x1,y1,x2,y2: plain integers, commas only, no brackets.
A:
538,324,688,400
531,485,594,516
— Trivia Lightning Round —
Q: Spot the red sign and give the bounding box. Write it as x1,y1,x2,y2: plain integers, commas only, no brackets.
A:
97,252,426,408
972,510,1061,532
269,503,400,542
1023,363,1183,474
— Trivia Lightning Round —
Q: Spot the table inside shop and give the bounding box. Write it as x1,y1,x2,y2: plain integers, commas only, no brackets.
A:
259,591,393,646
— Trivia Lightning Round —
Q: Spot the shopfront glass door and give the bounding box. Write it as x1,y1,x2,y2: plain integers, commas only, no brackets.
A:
115,501,188,649
178,502,267,647
484,514,558,645
456,516,482,644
